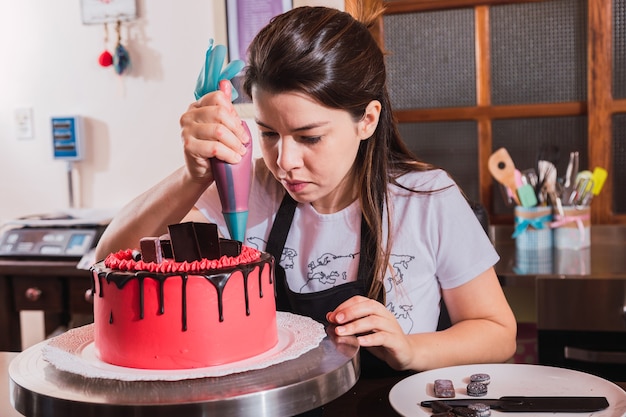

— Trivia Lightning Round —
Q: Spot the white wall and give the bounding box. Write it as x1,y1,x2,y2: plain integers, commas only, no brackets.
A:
0,1,224,223
0,0,343,226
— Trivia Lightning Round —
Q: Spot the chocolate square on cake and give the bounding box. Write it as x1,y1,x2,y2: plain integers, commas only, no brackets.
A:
160,237,173,259
168,222,220,262
219,238,242,257
139,237,163,263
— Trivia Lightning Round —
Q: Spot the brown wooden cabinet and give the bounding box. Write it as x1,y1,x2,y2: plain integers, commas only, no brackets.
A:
0,260,93,352
368,0,624,224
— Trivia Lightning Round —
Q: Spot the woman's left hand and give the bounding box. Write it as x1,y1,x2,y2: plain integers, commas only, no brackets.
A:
326,295,413,371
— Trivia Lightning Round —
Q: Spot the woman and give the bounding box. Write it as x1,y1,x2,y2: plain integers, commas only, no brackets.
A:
96,6,516,375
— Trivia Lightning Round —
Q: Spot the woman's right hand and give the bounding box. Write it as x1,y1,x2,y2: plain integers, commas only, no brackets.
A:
179,80,250,184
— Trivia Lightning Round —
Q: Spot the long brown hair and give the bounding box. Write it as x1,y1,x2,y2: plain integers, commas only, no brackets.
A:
243,6,436,299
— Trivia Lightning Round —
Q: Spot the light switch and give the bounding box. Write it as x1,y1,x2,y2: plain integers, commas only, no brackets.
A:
15,107,34,139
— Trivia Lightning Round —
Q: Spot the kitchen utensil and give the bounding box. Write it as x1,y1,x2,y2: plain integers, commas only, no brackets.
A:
194,40,250,241
537,160,557,204
488,148,520,205
535,144,559,197
561,151,579,203
569,173,594,206
513,168,537,207
592,167,608,195
517,184,538,207
521,169,538,188
421,396,609,413
194,39,245,101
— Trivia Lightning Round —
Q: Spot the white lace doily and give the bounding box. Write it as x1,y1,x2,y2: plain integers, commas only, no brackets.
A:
42,311,325,381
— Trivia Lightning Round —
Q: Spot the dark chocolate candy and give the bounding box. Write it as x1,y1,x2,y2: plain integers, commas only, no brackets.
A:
466,382,488,397
219,238,242,257
139,237,163,263
469,373,490,385
168,222,220,262
434,379,456,398
450,407,478,417
431,400,454,413
468,403,491,417
160,238,173,259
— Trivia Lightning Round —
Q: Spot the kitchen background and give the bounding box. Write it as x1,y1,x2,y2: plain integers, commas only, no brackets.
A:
0,0,342,348
0,0,343,227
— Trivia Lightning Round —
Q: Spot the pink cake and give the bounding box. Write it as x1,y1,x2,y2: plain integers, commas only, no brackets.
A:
90,223,277,370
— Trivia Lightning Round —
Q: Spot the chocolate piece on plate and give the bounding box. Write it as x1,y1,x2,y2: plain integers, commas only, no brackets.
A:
450,407,478,417
470,373,491,385
466,381,488,397
431,400,453,413
468,402,491,417
434,379,456,398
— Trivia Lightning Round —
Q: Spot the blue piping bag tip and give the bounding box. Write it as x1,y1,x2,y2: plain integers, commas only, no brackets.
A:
223,211,249,243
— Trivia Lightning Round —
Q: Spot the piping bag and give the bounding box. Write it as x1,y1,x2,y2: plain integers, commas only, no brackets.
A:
194,39,251,242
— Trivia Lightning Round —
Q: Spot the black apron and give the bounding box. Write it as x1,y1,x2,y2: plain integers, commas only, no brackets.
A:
265,193,411,378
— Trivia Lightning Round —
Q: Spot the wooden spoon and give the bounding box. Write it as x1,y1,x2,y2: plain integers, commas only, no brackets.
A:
488,148,520,205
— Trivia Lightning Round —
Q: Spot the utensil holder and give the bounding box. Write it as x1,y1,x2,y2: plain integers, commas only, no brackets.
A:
513,206,553,250
551,206,590,249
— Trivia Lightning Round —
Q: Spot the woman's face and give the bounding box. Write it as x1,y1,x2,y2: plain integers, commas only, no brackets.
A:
252,88,380,214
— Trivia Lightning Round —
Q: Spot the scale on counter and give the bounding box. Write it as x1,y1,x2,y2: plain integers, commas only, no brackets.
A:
0,210,112,261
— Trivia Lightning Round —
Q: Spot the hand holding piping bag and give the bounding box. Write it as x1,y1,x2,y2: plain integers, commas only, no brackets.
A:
211,81,253,242
194,40,252,242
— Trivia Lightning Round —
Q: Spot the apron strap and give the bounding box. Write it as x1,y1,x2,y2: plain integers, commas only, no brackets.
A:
265,193,298,311
265,193,298,260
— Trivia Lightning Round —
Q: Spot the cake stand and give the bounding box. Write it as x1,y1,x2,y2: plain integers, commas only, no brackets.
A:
8,326,359,417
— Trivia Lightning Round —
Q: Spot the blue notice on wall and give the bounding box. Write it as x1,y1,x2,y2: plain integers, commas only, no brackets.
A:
51,116,83,161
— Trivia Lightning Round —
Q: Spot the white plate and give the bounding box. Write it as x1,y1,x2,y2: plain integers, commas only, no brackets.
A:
41,311,325,381
389,363,626,417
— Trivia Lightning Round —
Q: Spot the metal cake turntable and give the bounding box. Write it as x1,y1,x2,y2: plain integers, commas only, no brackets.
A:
9,325,359,417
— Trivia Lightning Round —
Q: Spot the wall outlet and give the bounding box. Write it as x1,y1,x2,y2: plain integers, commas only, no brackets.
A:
15,107,34,139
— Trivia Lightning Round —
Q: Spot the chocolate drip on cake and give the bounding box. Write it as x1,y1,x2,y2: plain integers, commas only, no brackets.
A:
158,279,165,315
181,274,188,331
93,254,272,331
91,222,272,332
204,273,229,322
138,276,145,319
243,269,250,315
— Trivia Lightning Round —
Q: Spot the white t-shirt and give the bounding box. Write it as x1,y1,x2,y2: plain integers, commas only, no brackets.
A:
196,159,499,334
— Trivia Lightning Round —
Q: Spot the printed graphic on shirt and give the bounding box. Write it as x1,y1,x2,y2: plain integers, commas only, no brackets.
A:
247,236,297,270
248,236,416,332
301,252,358,292
385,254,416,333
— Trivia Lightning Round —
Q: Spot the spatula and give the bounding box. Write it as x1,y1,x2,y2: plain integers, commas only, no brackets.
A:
488,148,521,205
